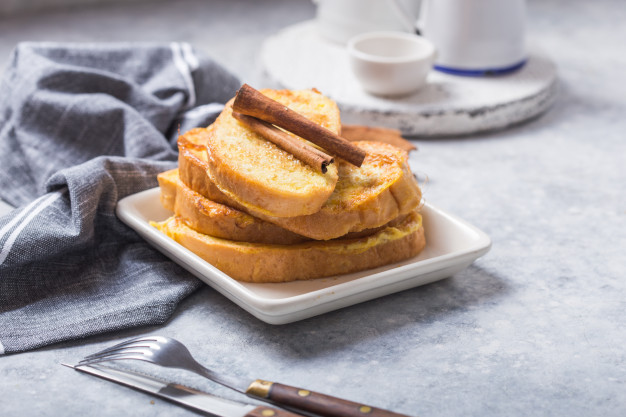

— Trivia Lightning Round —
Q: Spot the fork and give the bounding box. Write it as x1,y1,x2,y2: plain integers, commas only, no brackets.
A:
79,335,413,417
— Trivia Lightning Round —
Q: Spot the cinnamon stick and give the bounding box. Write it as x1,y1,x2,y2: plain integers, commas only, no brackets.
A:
233,112,334,174
233,84,366,167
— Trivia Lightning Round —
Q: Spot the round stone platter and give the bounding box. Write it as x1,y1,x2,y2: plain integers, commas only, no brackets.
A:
260,21,558,137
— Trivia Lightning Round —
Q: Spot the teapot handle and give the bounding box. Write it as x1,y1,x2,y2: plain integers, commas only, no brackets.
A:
388,0,420,34
415,0,428,34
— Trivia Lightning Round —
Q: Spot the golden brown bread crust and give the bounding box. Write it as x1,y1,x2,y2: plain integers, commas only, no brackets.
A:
271,140,422,239
160,167,403,244
180,133,422,240
176,183,310,245
156,87,427,283
157,169,178,211
205,89,341,218
151,210,426,283
159,168,309,245
341,124,416,152
178,127,225,204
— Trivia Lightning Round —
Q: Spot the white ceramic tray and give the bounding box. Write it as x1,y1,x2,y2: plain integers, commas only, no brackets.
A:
116,188,491,324
261,21,558,136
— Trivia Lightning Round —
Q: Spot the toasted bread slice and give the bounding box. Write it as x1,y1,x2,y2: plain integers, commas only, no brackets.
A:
180,136,422,240
159,168,402,243
273,140,422,239
341,125,416,153
157,168,178,211
151,210,425,283
178,127,224,208
157,169,308,245
205,89,341,218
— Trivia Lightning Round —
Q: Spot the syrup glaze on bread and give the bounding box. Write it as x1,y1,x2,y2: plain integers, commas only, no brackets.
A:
158,169,309,245
180,130,421,240
152,210,425,283
152,87,426,282
206,89,341,218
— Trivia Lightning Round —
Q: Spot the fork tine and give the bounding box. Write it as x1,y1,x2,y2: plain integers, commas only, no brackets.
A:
78,353,150,367
80,347,151,363
83,336,163,359
79,349,150,363
82,342,157,361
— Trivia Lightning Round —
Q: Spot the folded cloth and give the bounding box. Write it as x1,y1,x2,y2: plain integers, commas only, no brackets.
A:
0,42,241,354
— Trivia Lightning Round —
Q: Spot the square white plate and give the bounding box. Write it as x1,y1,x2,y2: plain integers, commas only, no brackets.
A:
116,188,491,324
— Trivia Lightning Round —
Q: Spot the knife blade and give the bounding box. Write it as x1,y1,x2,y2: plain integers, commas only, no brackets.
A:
62,363,303,417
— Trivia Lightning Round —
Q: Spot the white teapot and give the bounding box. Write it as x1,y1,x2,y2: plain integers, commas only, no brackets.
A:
415,0,527,74
314,0,527,75
313,0,419,45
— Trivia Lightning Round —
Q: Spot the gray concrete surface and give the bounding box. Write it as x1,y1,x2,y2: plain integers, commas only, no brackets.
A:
1,1,625,416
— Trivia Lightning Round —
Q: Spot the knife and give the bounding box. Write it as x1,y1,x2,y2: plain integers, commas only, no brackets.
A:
62,363,303,417
79,335,414,417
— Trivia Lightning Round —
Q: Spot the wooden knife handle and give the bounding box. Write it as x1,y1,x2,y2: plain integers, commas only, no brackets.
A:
246,380,414,417
245,405,305,417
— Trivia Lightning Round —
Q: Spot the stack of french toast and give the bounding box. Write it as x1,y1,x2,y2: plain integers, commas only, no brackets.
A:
152,87,426,283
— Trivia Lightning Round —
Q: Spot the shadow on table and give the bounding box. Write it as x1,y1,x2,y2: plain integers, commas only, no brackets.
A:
33,264,507,368
223,263,510,359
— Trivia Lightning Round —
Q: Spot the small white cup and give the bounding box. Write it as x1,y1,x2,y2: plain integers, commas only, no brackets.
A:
347,31,436,97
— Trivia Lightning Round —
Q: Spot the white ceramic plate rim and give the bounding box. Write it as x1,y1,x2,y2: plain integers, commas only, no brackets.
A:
116,188,491,324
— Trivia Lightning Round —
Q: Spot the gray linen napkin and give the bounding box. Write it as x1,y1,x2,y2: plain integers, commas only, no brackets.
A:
0,42,240,354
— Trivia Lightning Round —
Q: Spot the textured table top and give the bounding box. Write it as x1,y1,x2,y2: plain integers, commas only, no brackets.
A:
1,1,625,416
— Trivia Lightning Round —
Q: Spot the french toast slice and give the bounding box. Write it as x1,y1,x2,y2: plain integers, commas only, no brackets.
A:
205,89,341,218
178,127,224,208
157,168,178,211
180,134,422,240
273,140,422,239
159,168,402,244
157,169,308,245
151,210,426,283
